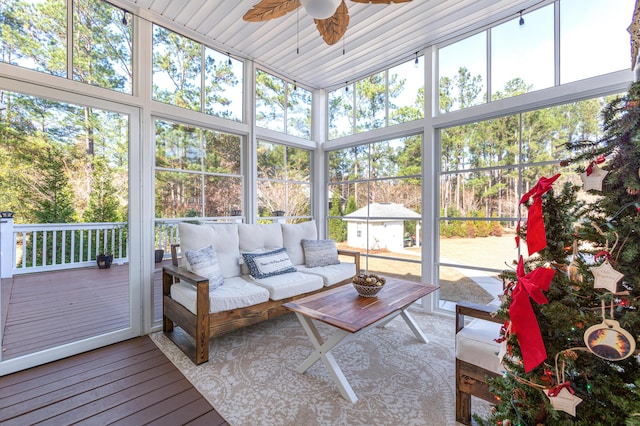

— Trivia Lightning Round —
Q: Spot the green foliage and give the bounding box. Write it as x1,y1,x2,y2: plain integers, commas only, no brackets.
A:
328,192,346,242
485,84,640,425
32,146,77,224
83,157,123,222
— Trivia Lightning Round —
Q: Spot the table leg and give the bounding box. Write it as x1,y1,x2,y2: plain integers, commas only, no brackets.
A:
293,312,358,403
400,309,429,343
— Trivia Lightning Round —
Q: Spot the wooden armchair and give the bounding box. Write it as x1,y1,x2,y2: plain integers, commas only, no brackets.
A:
455,301,503,425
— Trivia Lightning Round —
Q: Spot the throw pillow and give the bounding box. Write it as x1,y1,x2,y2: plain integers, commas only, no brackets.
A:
241,248,296,279
184,245,224,289
301,239,340,268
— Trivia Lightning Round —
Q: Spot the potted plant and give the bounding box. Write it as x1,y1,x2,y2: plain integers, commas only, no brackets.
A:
97,253,113,269
154,248,164,263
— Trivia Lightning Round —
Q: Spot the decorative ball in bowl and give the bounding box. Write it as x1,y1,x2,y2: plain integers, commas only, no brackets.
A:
352,274,386,297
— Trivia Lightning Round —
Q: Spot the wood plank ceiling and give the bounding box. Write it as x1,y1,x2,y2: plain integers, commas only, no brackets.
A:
118,0,543,89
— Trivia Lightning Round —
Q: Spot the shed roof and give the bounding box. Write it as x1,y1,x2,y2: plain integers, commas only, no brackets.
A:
344,203,421,221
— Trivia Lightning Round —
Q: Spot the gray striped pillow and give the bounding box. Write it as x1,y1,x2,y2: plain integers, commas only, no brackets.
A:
301,239,340,268
184,245,224,289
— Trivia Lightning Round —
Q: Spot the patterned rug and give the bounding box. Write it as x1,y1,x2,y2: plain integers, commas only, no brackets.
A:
150,311,490,426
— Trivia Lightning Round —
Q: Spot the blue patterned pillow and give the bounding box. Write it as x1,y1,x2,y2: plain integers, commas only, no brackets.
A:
241,248,296,279
184,245,224,289
302,239,340,268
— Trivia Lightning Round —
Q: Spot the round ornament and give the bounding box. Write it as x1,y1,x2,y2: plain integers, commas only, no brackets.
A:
583,319,635,361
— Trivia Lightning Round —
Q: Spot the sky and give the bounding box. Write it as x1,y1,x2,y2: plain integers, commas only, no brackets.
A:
438,0,635,107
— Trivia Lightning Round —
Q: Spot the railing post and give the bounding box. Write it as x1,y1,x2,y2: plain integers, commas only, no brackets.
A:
1,211,15,278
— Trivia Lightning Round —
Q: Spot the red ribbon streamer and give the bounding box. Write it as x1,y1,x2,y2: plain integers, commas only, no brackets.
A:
547,381,575,397
515,173,561,256
509,256,555,372
586,155,606,176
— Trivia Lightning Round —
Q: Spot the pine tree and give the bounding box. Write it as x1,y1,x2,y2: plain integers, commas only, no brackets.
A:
33,146,77,224
328,192,346,242
482,82,640,425
82,156,122,223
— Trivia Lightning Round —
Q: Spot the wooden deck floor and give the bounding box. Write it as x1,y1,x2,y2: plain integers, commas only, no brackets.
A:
0,336,228,425
1,264,164,360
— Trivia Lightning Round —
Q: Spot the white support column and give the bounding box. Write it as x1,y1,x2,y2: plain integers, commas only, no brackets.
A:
0,213,15,278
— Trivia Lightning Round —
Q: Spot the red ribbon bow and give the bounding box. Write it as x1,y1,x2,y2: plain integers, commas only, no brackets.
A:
516,174,561,256
594,250,613,263
586,155,605,176
547,381,575,397
509,256,555,372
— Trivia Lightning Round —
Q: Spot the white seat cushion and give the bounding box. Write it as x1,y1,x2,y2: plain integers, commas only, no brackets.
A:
170,276,270,315
455,318,503,374
251,271,323,300
298,262,356,286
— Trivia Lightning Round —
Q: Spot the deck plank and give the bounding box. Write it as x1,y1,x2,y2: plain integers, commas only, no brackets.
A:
0,337,228,425
1,264,165,359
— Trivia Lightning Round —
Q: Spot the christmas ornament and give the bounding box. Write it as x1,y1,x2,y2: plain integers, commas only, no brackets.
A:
585,320,635,360
509,256,555,372
515,173,561,256
584,301,636,361
580,164,608,191
590,258,624,293
544,384,582,416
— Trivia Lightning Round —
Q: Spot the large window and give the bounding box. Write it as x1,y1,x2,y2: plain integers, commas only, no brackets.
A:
437,95,613,309
438,0,633,112
1,0,133,94
256,141,311,221
154,119,243,218
255,70,312,139
152,25,243,121
328,56,424,140
328,136,422,279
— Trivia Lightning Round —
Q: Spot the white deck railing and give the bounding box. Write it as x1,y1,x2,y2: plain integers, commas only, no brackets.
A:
11,222,129,275
0,217,240,277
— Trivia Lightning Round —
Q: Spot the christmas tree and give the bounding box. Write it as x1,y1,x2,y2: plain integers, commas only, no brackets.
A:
481,82,640,425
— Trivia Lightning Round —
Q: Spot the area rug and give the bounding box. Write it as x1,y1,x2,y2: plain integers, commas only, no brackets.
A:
150,311,490,426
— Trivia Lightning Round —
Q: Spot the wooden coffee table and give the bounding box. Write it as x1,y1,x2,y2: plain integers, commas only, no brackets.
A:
283,278,439,402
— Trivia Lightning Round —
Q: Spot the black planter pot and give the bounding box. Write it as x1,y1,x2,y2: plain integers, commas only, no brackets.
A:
97,253,113,269
155,249,165,263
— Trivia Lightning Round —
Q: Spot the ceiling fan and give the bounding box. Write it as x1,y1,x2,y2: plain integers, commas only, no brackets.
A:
243,0,412,46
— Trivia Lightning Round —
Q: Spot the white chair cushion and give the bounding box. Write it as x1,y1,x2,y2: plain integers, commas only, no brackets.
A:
179,222,241,278
238,223,283,252
170,276,270,315
455,318,503,374
298,262,356,286
281,220,317,265
251,271,324,300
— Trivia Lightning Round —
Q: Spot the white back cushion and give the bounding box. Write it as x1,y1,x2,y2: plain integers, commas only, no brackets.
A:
179,222,241,278
238,223,283,251
282,220,317,265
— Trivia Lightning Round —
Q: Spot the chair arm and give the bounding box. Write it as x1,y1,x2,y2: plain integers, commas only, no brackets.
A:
455,301,502,333
338,249,361,274
162,264,210,317
170,244,180,266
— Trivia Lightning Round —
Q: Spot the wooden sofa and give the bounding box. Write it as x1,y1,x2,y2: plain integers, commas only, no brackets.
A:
162,221,360,364
455,301,503,424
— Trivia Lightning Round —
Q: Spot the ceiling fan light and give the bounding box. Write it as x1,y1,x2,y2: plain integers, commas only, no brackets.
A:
300,0,341,20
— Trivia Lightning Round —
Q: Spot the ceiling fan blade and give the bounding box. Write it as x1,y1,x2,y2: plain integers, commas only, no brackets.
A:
243,0,301,22
315,1,349,45
350,0,412,3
